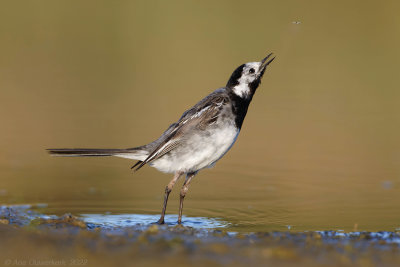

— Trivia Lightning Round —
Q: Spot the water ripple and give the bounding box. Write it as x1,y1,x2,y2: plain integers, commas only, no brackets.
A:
80,213,229,229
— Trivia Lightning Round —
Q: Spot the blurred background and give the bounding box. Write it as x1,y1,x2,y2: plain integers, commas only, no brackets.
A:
0,0,399,232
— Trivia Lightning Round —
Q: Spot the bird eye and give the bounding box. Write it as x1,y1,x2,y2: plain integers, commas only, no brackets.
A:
249,68,255,74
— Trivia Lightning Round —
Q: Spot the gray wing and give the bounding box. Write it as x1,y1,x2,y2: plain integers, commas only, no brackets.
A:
131,88,230,171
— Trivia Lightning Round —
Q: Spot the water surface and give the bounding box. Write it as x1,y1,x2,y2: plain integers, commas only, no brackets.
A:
0,0,399,233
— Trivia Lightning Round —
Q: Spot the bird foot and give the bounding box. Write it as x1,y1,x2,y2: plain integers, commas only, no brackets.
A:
156,218,165,225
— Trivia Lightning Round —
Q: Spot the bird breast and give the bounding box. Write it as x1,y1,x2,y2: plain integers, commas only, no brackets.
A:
150,122,240,174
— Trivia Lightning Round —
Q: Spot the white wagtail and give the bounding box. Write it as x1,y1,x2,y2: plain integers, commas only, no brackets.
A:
48,53,275,224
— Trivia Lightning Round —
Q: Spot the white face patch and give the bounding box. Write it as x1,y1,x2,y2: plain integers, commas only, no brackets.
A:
232,83,250,98
232,62,262,98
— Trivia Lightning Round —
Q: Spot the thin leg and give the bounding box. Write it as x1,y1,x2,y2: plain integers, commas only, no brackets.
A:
157,171,183,224
178,172,197,224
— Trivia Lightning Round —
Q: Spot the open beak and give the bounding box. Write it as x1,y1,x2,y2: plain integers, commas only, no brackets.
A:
259,53,275,77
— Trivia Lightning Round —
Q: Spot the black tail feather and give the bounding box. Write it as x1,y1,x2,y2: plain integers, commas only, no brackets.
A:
47,148,130,157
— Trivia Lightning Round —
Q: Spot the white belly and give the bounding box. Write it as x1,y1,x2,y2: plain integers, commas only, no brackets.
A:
151,125,240,173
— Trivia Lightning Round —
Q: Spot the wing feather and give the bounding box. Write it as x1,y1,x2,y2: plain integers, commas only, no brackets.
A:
132,89,229,171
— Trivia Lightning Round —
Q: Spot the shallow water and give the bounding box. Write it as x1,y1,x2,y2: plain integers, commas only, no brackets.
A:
81,213,229,229
0,0,400,234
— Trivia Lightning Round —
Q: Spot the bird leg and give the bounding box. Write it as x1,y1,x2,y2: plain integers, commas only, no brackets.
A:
178,172,197,224
157,171,183,224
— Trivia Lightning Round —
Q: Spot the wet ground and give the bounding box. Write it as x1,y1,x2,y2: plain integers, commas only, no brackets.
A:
1,205,399,267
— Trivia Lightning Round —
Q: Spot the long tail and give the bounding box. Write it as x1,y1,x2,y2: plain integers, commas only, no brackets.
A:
46,148,148,160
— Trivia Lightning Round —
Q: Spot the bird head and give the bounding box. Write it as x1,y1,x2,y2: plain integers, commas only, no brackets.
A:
226,53,275,99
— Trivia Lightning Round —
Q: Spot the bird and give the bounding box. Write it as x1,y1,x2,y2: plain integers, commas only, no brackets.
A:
47,53,275,224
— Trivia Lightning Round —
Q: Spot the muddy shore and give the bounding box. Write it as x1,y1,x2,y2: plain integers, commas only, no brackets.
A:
0,205,399,267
